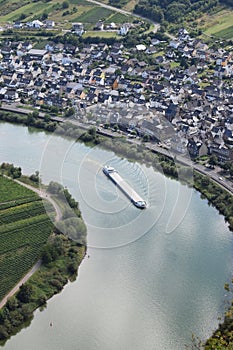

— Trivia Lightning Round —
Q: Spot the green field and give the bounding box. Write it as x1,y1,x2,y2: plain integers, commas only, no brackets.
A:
74,6,113,23
105,12,133,23
201,9,233,40
83,30,120,38
0,2,54,22
0,0,133,25
0,176,54,302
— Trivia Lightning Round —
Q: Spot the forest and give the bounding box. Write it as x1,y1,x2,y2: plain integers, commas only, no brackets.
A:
134,0,232,23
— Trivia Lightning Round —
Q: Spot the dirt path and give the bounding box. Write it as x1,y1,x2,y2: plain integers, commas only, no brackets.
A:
0,261,42,309
14,180,63,222
0,180,62,309
86,0,160,32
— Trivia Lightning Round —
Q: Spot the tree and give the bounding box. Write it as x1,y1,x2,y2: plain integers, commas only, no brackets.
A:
6,297,18,311
64,107,75,118
143,134,150,142
17,284,34,303
44,114,51,122
209,154,218,166
47,181,63,195
32,111,39,118
50,106,59,114
26,114,35,126
67,261,78,274
88,126,96,137
10,166,21,179
29,170,40,183
38,294,47,306
41,243,59,264
62,1,69,9
0,325,9,340
222,161,232,172
20,304,32,320
41,12,48,20
229,167,233,178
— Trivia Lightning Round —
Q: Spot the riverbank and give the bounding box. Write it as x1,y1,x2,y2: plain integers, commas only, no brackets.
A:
0,171,87,344
0,235,86,345
0,121,232,349
0,109,232,232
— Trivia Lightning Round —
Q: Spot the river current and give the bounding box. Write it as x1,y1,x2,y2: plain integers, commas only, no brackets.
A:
0,122,232,350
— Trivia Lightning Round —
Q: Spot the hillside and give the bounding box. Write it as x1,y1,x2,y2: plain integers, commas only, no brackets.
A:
134,0,232,23
0,170,87,343
0,175,54,302
0,0,134,33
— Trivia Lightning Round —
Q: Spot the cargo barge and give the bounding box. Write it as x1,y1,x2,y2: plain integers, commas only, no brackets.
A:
103,165,147,209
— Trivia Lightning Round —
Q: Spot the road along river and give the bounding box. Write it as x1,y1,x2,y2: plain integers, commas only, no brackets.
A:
0,121,233,350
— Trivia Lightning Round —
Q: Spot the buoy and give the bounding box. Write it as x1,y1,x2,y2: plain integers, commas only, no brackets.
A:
50,322,53,327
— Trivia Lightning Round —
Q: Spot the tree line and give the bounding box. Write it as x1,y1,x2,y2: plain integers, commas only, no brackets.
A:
134,0,230,24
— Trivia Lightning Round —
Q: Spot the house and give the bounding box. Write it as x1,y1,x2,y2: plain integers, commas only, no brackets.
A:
187,138,202,157
94,21,104,31
64,44,78,54
118,24,130,36
146,46,157,55
13,22,23,29
0,87,7,99
45,42,55,52
18,77,34,88
45,20,55,28
151,38,161,46
72,23,84,36
27,20,43,29
136,44,146,51
140,119,160,140
4,89,19,101
165,103,179,122
1,46,12,55
210,144,233,162
171,134,188,154
169,40,180,49
224,129,233,145
107,22,117,30
27,49,49,61
98,92,111,104
22,41,33,51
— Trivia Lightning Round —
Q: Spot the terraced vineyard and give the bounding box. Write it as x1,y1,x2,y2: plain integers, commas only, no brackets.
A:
0,176,54,302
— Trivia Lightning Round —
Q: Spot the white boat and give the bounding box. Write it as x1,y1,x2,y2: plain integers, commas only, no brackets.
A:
103,165,116,175
103,165,147,209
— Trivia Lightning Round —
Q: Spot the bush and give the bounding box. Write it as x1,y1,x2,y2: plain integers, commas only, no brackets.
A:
17,284,34,303
49,279,63,291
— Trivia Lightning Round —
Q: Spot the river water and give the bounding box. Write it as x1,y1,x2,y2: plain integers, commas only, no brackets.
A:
1,122,232,350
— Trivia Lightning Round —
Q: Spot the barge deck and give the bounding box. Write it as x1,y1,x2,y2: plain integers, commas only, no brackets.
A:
103,166,147,209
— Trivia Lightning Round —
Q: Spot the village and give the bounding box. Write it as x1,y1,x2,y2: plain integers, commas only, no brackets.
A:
0,23,232,162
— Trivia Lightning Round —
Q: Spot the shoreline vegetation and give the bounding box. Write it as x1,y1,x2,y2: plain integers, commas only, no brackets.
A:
0,112,233,347
1,109,231,230
0,166,87,345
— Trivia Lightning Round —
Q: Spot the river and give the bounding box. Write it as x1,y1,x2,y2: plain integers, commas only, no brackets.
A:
1,121,232,350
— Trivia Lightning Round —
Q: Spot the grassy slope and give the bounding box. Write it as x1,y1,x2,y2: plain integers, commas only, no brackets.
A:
0,0,134,33
200,9,233,39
